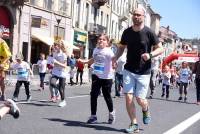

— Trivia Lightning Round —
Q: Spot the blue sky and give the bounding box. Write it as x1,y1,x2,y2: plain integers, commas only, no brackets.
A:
149,0,200,39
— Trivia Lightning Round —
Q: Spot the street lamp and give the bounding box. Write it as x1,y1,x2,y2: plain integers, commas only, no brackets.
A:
54,13,62,40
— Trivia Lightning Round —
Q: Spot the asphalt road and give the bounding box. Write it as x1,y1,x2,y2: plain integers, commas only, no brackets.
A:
0,81,200,134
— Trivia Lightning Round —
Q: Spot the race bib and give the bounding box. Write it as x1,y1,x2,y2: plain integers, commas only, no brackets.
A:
18,68,28,79
94,62,105,74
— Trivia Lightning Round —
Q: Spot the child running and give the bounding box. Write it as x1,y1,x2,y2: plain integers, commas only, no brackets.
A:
50,41,67,107
81,34,116,124
11,53,33,102
161,65,171,99
37,53,47,90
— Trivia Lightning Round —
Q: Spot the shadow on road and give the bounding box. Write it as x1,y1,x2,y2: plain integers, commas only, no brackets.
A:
44,118,125,133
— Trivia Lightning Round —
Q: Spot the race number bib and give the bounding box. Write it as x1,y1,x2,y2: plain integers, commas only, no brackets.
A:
93,62,105,75
18,68,28,79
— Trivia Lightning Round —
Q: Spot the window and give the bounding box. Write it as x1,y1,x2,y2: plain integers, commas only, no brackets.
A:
54,26,65,39
106,15,109,33
84,3,90,30
58,0,69,15
30,0,43,7
100,11,103,25
75,0,81,27
44,0,53,10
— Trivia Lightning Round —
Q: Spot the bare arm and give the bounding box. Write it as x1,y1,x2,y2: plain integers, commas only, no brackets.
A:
79,58,94,65
114,44,126,60
142,42,164,61
150,42,164,57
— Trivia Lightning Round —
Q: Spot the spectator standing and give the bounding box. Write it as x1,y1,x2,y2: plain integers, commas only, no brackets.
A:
76,58,85,85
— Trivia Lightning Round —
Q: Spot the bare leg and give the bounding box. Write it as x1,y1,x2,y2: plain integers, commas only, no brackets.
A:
0,106,10,119
136,97,148,111
125,93,137,124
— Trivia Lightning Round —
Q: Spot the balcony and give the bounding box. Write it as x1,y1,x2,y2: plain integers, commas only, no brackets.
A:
92,0,108,8
88,23,106,35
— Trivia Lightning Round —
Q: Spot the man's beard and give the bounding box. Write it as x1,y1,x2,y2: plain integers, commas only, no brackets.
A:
133,19,142,26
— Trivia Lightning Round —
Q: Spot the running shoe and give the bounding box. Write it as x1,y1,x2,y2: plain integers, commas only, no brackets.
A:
87,115,97,124
108,110,116,124
125,123,139,133
178,97,182,101
58,100,66,107
4,99,20,119
27,96,32,102
142,107,151,124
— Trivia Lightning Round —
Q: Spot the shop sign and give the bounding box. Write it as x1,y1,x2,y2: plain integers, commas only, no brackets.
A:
73,30,87,46
31,16,41,28
41,18,49,29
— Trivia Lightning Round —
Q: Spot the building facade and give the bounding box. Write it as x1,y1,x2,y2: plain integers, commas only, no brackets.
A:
13,0,73,63
2,0,161,63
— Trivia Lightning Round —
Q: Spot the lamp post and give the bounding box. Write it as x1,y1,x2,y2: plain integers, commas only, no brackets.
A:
54,13,62,41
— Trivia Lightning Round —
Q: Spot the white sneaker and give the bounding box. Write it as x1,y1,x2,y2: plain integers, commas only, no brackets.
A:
5,99,20,119
58,100,66,107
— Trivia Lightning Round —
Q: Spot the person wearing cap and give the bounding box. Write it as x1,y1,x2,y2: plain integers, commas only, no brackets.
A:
11,53,33,102
0,29,11,101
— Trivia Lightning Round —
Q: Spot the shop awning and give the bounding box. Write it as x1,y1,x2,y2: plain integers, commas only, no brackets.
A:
31,31,54,46
62,40,80,50
31,31,80,51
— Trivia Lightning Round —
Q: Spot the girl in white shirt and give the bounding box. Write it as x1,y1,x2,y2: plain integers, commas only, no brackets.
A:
50,41,67,107
82,34,115,124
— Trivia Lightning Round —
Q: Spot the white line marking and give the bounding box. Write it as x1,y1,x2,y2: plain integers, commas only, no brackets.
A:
67,95,89,99
163,111,200,134
0,95,90,106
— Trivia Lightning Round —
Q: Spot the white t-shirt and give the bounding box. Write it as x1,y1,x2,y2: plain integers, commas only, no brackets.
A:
162,72,171,85
116,53,126,75
92,47,114,79
179,68,191,83
37,59,47,73
151,56,160,70
52,51,67,78
12,61,31,81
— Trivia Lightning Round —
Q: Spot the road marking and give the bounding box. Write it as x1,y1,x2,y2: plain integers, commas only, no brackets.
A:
0,95,90,106
67,95,89,99
163,111,200,134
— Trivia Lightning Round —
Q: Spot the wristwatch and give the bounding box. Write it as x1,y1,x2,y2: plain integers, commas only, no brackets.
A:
149,53,153,59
